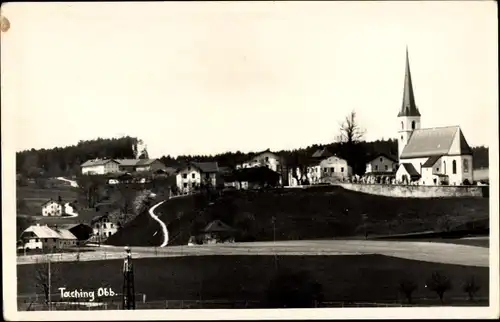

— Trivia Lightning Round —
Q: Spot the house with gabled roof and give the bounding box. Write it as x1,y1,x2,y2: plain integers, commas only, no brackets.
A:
81,158,121,175
175,161,220,194
18,224,77,250
395,47,474,186
236,149,282,173
41,199,64,217
365,153,398,177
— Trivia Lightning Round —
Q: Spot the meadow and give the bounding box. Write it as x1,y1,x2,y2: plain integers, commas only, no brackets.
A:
17,254,489,308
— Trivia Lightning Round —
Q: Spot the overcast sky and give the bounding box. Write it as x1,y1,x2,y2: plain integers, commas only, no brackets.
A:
2,1,497,158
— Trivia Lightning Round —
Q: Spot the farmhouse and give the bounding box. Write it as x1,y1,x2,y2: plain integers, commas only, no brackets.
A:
175,162,219,194
81,158,120,175
236,149,282,173
396,48,474,186
41,199,63,217
18,224,77,250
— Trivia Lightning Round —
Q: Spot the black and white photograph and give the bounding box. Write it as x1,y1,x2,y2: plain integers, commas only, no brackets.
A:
2,1,498,320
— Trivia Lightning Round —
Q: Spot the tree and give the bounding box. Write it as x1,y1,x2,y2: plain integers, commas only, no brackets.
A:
337,110,367,175
233,212,256,242
263,269,324,308
398,277,418,304
462,276,481,302
425,271,452,303
337,110,366,144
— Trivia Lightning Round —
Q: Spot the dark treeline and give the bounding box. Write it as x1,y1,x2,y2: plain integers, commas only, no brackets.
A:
16,137,489,178
16,137,139,178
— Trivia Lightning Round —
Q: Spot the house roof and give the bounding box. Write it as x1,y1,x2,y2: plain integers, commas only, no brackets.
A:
41,199,61,207
400,163,421,177
422,155,442,168
400,126,472,159
203,220,234,233
23,225,61,239
312,148,333,158
191,161,219,173
136,159,162,166
58,223,86,230
367,153,398,163
398,47,421,117
54,228,78,240
81,159,119,167
115,159,140,166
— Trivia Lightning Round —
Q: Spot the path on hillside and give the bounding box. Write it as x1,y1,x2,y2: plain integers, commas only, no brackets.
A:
149,200,168,247
17,239,489,267
56,177,79,188
63,203,78,218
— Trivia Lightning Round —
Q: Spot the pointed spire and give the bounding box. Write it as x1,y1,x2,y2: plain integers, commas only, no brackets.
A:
398,46,421,117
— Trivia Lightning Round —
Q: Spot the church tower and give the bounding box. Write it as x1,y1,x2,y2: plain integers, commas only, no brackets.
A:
397,47,421,160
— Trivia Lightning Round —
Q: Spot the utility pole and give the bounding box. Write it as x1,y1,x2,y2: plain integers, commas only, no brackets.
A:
48,255,51,311
122,246,136,310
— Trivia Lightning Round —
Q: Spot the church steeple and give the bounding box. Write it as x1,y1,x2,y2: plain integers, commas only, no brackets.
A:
398,47,421,117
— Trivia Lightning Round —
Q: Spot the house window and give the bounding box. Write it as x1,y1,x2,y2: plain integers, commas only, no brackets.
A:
384,165,388,171
375,165,378,171
265,157,269,162
341,167,344,172
401,121,404,130
183,183,187,188
324,168,327,173
401,135,403,141
331,168,334,173
182,174,187,179
463,159,469,173
35,238,39,242
452,160,457,174
192,182,196,188
436,167,440,172
411,121,416,130
206,173,210,179
192,173,196,179
380,157,383,162
44,238,48,242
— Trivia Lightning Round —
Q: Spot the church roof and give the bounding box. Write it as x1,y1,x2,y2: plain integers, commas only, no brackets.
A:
422,155,442,168
398,47,421,117
400,126,472,159
400,163,421,177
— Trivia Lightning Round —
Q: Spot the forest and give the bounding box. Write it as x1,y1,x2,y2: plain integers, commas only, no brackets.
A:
16,136,490,179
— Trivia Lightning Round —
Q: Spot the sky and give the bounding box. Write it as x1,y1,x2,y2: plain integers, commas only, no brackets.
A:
1,1,498,158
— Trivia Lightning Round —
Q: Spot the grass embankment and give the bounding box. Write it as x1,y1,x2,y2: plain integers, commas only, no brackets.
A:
17,255,489,307
107,186,489,247
106,193,206,246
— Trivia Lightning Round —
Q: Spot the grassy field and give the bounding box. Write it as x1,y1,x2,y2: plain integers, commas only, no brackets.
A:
107,186,489,247
17,254,489,307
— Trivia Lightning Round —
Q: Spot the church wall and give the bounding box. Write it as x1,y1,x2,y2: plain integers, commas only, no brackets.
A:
338,183,486,198
441,155,473,185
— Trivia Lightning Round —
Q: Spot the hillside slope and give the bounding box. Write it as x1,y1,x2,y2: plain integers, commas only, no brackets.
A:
106,186,489,247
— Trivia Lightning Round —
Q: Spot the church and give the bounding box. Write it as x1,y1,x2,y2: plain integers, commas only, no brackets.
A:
395,48,474,186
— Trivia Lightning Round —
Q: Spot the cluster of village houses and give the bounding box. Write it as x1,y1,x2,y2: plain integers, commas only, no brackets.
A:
18,49,481,252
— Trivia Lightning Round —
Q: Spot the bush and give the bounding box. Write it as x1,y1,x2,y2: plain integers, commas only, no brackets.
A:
262,269,324,308
463,179,472,186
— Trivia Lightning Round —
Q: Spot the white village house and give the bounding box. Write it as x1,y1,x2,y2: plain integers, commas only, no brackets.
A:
319,155,352,181
81,159,120,175
175,162,219,194
395,49,474,186
91,214,119,243
41,199,64,217
236,149,282,173
365,153,399,179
